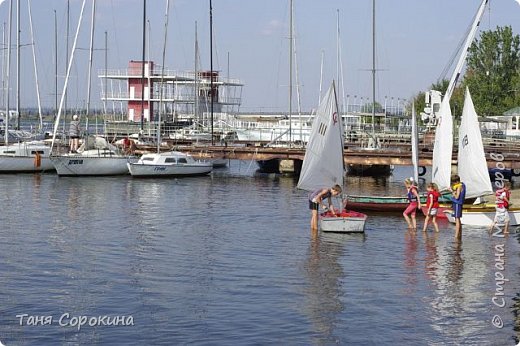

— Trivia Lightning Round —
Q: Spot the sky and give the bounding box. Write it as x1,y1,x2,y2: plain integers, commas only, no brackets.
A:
1,0,520,114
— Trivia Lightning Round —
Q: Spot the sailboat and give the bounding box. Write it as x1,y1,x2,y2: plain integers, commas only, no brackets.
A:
127,1,213,178
345,104,449,213
0,0,54,173
297,82,367,233
444,88,520,226
49,0,132,177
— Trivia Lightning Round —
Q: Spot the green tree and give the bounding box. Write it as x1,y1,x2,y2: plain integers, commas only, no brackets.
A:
464,26,520,116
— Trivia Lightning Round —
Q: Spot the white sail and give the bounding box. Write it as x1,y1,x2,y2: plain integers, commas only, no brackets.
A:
431,99,453,191
297,82,343,192
411,102,419,182
431,0,488,191
457,87,493,198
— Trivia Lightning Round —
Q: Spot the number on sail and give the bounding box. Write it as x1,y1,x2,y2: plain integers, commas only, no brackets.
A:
318,123,327,136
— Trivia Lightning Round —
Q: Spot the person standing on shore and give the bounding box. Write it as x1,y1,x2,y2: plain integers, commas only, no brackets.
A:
308,185,342,231
450,175,466,239
422,182,440,233
403,178,421,230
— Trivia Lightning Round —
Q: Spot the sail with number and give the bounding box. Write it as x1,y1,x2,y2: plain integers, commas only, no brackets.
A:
457,87,493,198
297,82,343,192
431,0,488,192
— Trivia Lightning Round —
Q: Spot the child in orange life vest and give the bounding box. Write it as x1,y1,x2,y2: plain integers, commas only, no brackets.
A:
422,183,440,233
403,177,421,230
489,181,511,234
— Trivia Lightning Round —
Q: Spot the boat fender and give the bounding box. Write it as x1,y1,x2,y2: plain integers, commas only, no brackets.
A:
34,152,41,168
418,166,426,176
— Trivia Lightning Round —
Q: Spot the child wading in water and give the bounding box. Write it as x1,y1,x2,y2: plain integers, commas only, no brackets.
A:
403,178,421,230
308,184,342,231
422,183,440,233
489,181,511,234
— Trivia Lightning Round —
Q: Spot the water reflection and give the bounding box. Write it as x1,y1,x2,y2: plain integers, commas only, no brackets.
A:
302,232,345,343
423,231,439,283
302,231,366,343
403,230,419,294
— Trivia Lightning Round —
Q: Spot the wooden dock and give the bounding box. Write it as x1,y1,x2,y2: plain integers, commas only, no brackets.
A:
136,139,520,170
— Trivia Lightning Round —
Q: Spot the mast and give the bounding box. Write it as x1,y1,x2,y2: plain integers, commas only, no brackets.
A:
64,0,69,126
288,0,293,144
194,21,199,126
103,30,107,117
158,0,170,153
147,19,151,122
334,9,340,96
4,0,12,145
371,0,376,137
27,0,43,131
1,22,4,111
15,0,19,129
431,0,488,191
209,0,214,145
54,9,57,117
51,0,87,150
86,0,96,117
444,0,488,103
140,0,146,130
292,10,302,143
333,80,345,188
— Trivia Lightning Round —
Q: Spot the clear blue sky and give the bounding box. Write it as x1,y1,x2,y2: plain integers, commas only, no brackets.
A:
2,0,520,113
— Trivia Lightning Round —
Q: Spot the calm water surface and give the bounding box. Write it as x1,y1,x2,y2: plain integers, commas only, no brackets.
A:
1,162,519,345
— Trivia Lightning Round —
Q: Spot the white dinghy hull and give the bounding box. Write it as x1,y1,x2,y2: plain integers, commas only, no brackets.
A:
444,208,520,227
320,211,367,233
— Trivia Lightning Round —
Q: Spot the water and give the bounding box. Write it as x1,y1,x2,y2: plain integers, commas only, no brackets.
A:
1,163,519,345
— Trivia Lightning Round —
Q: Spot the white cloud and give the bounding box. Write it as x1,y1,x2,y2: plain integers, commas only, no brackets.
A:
261,19,283,36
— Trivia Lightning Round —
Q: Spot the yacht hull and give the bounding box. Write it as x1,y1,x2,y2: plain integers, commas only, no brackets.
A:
127,162,212,177
51,155,130,176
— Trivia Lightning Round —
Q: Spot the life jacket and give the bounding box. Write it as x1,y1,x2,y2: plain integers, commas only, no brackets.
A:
427,190,440,208
495,188,510,209
407,186,418,203
451,182,466,205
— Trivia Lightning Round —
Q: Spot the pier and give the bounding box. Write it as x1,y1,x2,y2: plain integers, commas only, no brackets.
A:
136,136,520,172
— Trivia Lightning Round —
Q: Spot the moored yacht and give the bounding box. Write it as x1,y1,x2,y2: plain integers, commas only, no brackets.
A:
50,136,131,176
0,140,54,173
127,151,213,177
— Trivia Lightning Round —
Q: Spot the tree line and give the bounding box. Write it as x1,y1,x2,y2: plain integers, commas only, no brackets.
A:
413,25,520,119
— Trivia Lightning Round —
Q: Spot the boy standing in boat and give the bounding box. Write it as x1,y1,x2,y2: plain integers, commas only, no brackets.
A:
489,181,511,234
450,175,466,239
308,185,342,230
422,183,440,233
403,178,421,230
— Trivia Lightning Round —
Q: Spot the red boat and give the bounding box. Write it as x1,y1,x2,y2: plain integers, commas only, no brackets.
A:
347,195,450,219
